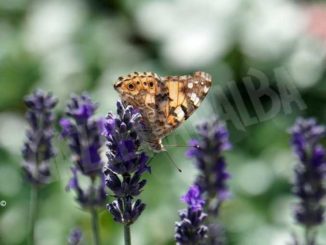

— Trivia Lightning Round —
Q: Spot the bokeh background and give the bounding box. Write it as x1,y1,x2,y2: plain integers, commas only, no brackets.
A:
1,0,326,244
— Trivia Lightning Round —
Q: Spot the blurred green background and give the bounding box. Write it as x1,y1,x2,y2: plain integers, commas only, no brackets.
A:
1,0,326,244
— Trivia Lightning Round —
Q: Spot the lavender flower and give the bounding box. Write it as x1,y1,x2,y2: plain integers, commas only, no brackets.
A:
290,118,326,244
60,94,106,209
22,89,58,185
68,228,83,245
186,119,231,215
175,185,208,245
104,101,150,244
186,119,231,244
104,101,150,224
181,184,205,211
61,94,105,245
22,89,58,245
60,94,103,175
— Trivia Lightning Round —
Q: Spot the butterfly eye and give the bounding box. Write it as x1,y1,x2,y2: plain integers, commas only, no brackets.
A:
128,83,135,90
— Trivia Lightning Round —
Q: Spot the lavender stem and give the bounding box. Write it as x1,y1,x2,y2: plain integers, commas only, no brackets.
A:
28,185,38,245
91,207,100,245
90,177,101,245
124,225,131,245
305,226,316,245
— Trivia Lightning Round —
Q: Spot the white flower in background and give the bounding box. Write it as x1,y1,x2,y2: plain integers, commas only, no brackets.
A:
161,26,228,69
23,0,86,56
136,0,326,71
37,43,86,99
284,2,326,89
136,0,241,69
240,0,306,61
286,37,326,88
22,0,87,98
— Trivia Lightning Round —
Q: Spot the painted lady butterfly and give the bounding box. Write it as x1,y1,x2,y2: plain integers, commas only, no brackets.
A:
114,71,212,152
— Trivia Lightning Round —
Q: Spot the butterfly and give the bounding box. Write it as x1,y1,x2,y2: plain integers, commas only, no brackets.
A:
114,71,212,152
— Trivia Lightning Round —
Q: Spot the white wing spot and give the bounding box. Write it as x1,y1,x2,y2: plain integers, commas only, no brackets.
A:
190,93,200,106
190,93,197,101
194,97,200,106
190,93,200,107
204,86,209,93
188,83,193,89
175,106,185,121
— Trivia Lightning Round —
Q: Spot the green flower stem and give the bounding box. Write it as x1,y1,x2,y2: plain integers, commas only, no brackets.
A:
124,224,131,245
91,207,100,245
89,176,101,245
305,226,316,245
29,185,38,245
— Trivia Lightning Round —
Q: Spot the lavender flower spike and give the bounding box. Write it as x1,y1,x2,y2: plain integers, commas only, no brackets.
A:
61,93,106,245
22,89,58,185
104,101,150,244
60,94,106,209
186,119,231,215
290,118,326,244
22,89,58,245
186,119,231,244
175,185,208,245
61,94,103,175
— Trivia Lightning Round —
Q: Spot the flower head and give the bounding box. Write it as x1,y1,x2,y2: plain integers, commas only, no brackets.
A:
60,93,104,175
290,118,326,227
175,186,207,245
22,89,58,185
291,118,326,163
107,197,146,225
61,93,106,208
66,94,97,122
104,101,149,175
181,185,205,211
104,101,150,225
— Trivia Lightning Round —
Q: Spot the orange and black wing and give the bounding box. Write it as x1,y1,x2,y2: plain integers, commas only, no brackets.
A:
159,71,212,134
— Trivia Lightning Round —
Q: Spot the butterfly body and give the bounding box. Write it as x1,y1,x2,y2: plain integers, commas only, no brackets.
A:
114,71,212,152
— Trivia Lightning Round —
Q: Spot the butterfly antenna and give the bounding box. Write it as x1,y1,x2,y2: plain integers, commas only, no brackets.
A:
147,155,155,165
165,144,200,149
165,144,187,148
164,151,182,173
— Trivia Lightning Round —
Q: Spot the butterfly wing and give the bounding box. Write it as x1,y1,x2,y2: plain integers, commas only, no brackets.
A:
115,72,161,109
156,71,212,136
